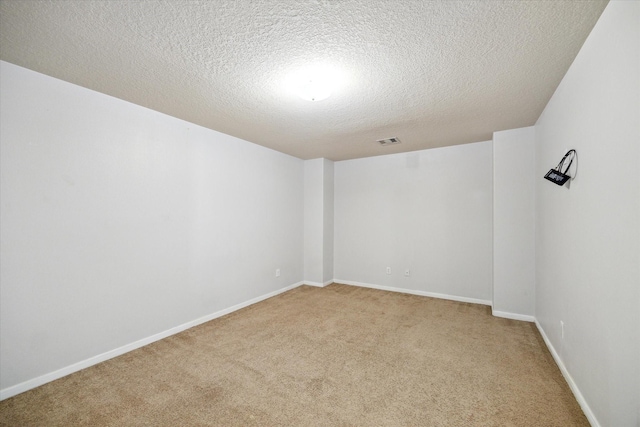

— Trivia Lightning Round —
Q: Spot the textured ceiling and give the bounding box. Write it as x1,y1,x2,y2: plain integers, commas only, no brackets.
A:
0,0,607,161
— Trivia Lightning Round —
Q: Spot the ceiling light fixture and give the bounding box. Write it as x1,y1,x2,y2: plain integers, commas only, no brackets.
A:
298,78,332,102
283,63,345,103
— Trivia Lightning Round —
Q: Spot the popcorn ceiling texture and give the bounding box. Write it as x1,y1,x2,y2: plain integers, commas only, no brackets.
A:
0,0,607,161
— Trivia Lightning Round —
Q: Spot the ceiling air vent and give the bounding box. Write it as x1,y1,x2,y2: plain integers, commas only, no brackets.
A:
377,137,401,146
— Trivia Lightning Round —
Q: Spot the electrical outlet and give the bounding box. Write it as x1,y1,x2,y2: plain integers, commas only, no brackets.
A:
275,268,280,277
560,321,564,339
404,269,410,277
386,267,391,275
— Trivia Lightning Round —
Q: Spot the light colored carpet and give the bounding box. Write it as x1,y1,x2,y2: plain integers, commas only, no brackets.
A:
0,284,588,426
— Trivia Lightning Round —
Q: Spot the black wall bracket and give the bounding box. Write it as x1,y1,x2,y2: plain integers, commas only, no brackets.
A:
544,150,577,186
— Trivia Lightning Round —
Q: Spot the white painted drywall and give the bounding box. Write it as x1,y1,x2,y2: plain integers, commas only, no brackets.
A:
303,158,334,285
534,2,640,426
304,159,324,284
322,159,334,283
334,142,493,302
0,61,304,393
493,127,535,319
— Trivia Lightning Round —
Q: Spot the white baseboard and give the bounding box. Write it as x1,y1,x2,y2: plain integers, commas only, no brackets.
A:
2,278,597,427
0,281,305,401
333,279,492,306
534,320,600,427
303,280,333,288
492,310,535,322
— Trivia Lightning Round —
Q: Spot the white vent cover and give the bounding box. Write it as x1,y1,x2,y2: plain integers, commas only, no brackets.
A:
377,137,401,146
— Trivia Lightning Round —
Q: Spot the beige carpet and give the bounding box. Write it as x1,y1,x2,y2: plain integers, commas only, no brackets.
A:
0,284,588,426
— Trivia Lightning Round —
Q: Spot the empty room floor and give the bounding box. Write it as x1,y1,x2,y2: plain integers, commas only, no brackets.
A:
0,284,588,426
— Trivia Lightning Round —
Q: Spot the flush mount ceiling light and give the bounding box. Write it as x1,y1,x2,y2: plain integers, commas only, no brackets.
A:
283,63,346,103
298,78,332,102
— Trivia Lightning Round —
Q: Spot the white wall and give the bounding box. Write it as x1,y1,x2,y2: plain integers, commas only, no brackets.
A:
492,127,535,320
304,159,324,283
334,142,493,303
0,61,304,395
322,159,334,283
534,2,640,426
303,158,334,286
